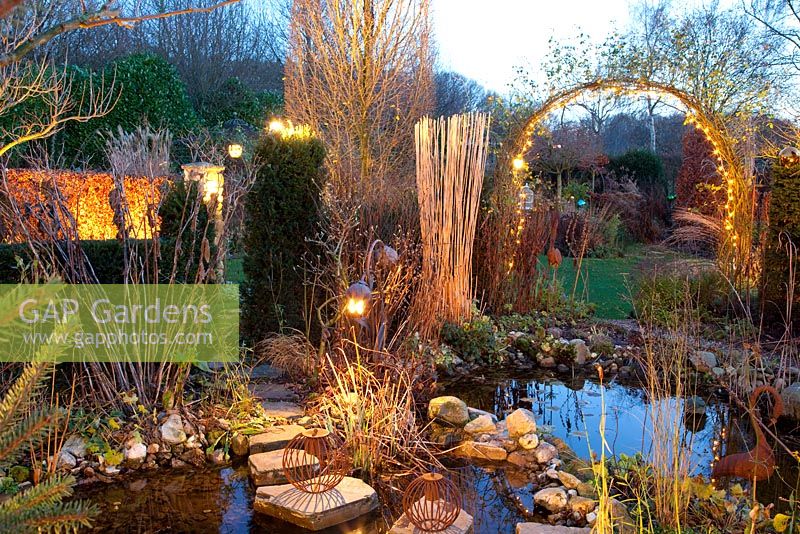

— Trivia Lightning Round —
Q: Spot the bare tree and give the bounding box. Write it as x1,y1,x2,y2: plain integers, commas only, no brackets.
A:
434,70,488,117
285,0,435,205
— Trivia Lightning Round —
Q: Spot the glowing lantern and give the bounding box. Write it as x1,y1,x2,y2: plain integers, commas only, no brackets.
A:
227,143,243,159
512,157,525,171
519,183,534,211
268,119,286,134
779,146,800,166
344,280,371,317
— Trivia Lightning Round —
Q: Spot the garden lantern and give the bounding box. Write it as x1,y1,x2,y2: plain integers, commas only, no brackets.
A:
512,157,525,171
402,472,461,533
519,183,534,211
268,119,285,134
344,279,371,317
227,143,243,159
282,428,349,494
779,146,800,166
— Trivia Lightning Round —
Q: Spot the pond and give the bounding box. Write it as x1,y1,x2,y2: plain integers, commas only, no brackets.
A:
74,370,799,533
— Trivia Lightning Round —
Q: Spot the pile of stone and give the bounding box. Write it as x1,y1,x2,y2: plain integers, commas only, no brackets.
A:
428,396,631,530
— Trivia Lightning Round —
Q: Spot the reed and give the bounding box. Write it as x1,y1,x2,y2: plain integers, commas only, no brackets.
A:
413,113,490,337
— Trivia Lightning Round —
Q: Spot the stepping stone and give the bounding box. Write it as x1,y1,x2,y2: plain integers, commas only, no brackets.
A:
250,364,283,380
389,506,473,533
249,449,318,486
250,425,305,454
516,524,591,534
249,383,299,402
261,401,304,419
254,476,378,531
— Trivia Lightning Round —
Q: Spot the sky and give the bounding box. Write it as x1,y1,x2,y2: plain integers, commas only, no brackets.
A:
432,0,735,95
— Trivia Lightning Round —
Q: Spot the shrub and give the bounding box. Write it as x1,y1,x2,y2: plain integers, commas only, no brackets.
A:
762,161,800,325
633,266,728,326
242,133,326,342
608,149,666,195
440,315,503,365
158,179,215,282
197,77,283,128
60,53,199,167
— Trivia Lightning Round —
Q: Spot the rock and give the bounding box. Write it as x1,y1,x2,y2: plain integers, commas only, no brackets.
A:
557,364,570,373
428,396,470,426
170,458,189,469
124,443,147,464
545,468,559,480
249,383,299,402
230,433,249,456
519,433,539,450
684,396,706,416
712,366,726,378
546,327,563,339
160,414,187,445
464,414,497,435
209,449,227,465
103,465,120,476
254,477,378,531
781,382,800,419
261,401,304,420
249,425,305,454
180,448,206,467
576,482,596,498
586,512,597,526
570,339,590,365
249,449,318,487
57,450,77,470
557,471,582,490
533,487,568,513
569,496,595,515
690,350,717,373
147,443,160,455
506,408,537,438
516,525,591,534
429,423,463,447
61,435,87,458
533,442,558,464
457,441,508,461
390,504,473,534
589,334,615,355
507,451,532,468
83,466,95,478
610,498,635,533
539,356,556,368
467,407,498,423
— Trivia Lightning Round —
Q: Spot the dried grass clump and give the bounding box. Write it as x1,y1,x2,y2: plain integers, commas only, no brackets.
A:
255,334,316,381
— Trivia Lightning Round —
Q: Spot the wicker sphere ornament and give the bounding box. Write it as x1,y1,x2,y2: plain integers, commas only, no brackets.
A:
281,428,349,493
402,472,461,532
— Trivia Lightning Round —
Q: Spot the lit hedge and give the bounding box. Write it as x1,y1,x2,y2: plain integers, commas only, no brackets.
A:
3,170,165,242
763,162,800,324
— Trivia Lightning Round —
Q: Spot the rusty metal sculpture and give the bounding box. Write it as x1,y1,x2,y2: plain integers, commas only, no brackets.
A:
402,472,461,532
711,386,784,482
282,428,349,493
547,209,562,269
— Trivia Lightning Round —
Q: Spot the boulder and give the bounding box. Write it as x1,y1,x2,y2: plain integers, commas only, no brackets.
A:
61,435,87,458
428,396,470,426
254,477,378,530
557,470,582,490
690,351,717,373
570,339,590,366
124,443,147,463
569,495,596,515
507,451,534,468
518,433,539,450
533,442,558,464
457,441,508,462
230,433,249,456
464,414,497,435
160,414,187,445
467,407,498,423
506,408,537,438
781,382,800,419
684,396,707,416
57,450,77,470
533,487,568,513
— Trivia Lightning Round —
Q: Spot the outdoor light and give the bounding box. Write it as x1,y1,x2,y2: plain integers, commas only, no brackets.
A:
576,198,587,208
344,279,371,317
519,183,534,211
268,119,285,134
512,157,525,171
779,146,800,166
227,143,243,159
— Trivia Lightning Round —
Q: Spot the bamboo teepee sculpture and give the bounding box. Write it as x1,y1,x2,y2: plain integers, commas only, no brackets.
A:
414,113,491,337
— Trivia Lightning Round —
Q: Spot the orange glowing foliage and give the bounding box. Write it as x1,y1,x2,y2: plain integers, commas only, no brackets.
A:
5,170,166,241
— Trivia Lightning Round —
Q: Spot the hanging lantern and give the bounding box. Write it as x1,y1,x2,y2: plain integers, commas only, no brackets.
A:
282,428,349,493
227,143,243,159
778,146,800,166
402,473,461,532
519,183,534,211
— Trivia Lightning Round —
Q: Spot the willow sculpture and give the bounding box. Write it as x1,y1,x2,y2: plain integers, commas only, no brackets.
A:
414,113,490,337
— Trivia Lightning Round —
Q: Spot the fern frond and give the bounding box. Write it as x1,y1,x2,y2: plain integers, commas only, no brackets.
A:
0,362,54,433
0,406,63,465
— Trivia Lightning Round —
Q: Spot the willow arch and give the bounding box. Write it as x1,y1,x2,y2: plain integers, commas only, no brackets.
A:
501,78,755,285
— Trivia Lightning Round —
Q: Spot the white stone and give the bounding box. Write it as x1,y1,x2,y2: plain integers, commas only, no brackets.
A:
464,414,497,435
254,476,378,531
533,442,558,464
390,505,473,534
519,433,539,450
506,408,537,438
570,339,590,366
124,443,147,463
429,396,470,426
160,414,187,445
533,487,568,513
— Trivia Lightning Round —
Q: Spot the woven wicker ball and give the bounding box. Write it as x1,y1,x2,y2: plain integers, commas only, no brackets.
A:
402,472,461,532
281,428,349,493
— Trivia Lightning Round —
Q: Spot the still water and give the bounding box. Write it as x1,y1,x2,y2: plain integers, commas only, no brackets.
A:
75,371,798,533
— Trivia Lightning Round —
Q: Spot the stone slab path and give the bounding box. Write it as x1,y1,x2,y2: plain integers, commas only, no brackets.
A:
516,524,592,534
249,448,318,486
249,424,305,455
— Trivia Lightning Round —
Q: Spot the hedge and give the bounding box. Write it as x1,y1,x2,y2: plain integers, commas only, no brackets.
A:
241,133,326,341
763,162,800,324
